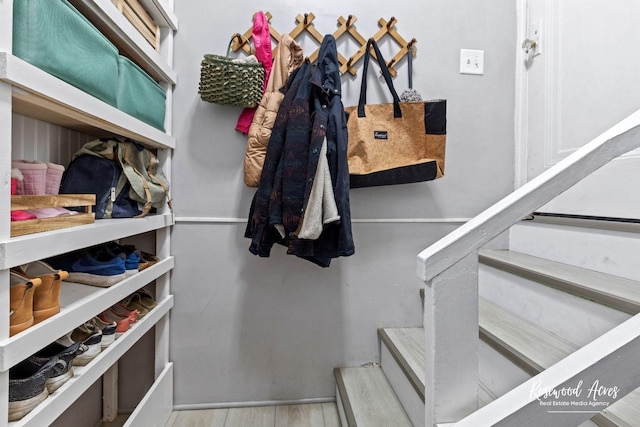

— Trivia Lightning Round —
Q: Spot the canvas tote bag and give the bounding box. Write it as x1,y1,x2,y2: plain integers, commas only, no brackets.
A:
345,39,447,188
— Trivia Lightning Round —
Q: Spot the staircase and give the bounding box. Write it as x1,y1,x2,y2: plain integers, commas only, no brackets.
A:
335,217,640,427
334,110,640,426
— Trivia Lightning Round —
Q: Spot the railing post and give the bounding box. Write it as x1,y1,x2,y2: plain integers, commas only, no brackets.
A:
423,252,479,426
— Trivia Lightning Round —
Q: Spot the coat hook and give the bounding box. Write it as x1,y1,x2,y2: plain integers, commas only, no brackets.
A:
387,58,396,68
347,56,354,67
233,33,244,45
346,15,354,27
407,38,417,49
387,17,397,29
304,13,309,25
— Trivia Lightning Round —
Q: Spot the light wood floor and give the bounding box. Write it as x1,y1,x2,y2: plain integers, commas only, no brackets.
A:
165,403,341,427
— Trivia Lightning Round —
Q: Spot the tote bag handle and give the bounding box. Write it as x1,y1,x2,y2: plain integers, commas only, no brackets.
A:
357,38,402,118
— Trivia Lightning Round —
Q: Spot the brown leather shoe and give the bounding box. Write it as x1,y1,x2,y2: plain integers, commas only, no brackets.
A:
16,261,68,324
9,273,42,336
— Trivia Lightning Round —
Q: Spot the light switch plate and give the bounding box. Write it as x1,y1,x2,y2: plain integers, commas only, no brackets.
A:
460,49,484,75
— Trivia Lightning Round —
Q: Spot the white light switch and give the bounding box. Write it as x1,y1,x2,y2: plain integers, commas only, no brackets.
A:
460,49,484,75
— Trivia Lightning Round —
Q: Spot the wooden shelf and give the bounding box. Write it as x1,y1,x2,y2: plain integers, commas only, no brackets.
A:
0,257,174,371
0,213,173,269
11,195,96,237
8,295,174,427
0,53,175,150
68,0,177,84
137,0,178,30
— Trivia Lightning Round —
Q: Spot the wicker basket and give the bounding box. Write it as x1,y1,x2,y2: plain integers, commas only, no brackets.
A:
198,39,265,108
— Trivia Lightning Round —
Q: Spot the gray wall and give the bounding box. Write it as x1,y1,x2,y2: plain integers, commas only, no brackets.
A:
170,0,516,406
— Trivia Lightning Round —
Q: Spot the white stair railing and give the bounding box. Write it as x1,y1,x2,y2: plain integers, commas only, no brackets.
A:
417,108,640,426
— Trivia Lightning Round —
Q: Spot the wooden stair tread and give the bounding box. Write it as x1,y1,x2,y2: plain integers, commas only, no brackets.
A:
480,297,640,425
378,327,426,401
479,249,640,314
479,298,578,373
602,388,640,425
334,366,412,427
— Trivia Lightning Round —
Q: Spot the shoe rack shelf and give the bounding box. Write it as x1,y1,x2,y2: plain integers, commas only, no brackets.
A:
0,0,177,425
0,53,175,150
68,0,177,84
8,296,174,427
0,257,174,372
0,214,174,270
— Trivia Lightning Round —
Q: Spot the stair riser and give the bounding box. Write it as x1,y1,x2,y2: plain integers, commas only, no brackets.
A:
380,344,424,427
510,222,640,281
479,264,629,346
335,386,349,427
479,340,530,400
479,341,601,427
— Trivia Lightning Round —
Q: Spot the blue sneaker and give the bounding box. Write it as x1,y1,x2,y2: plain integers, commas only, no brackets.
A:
100,242,141,277
46,248,126,288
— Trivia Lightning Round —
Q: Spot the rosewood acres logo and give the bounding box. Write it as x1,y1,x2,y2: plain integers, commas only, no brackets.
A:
530,379,620,412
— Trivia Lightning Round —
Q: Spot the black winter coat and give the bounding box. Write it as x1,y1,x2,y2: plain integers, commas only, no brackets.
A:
245,35,354,267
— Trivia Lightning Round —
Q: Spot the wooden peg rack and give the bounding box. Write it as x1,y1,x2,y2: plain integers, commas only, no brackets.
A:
230,12,417,77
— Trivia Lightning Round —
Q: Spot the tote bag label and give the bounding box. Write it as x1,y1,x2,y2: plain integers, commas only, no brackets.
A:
374,131,388,140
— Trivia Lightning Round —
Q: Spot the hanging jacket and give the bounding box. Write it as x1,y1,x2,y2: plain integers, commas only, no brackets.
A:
235,11,273,134
245,35,354,267
243,34,303,187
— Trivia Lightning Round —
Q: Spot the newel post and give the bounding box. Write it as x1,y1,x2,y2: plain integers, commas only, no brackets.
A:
423,252,479,426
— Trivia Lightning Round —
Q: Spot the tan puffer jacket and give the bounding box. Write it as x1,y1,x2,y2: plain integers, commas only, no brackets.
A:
243,34,304,187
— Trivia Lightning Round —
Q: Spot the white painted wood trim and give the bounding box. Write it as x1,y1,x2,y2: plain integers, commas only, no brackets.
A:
0,257,174,371
68,0,176,84
137,0,178,30
380,342,425,427
102,363,119,422
174,397,336,411
123,363,174,427
0,53,175,149
417,108,640,282
175,216,472,224
453,312,640,426
424,253,479,425
335,386,348,427
13,296,173,427
514,0,529,189
0,0,12,54
0,213,173,270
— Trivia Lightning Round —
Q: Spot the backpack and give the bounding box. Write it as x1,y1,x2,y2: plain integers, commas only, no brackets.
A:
60,139,171,219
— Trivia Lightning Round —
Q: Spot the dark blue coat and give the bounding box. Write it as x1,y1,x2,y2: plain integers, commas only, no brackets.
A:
246,35,354,267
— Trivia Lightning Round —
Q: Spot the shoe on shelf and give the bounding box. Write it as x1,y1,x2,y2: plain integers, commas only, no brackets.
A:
44,162,65,195
28,341,85,393
15,260,68,324
109,303,140,324
45,247,126,288
89,316,117,349
135,288,158,311
56,322,102,366
8,356,59,421
120,293,150,319
97,310,130,338
100,242,141,277
138,251,160,272
9,273,42,337
11,160,47,195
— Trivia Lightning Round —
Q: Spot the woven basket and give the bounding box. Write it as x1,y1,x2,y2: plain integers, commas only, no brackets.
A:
198,39,265,108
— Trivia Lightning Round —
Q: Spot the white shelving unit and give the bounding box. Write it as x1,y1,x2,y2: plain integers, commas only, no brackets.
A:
0,0,177,426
